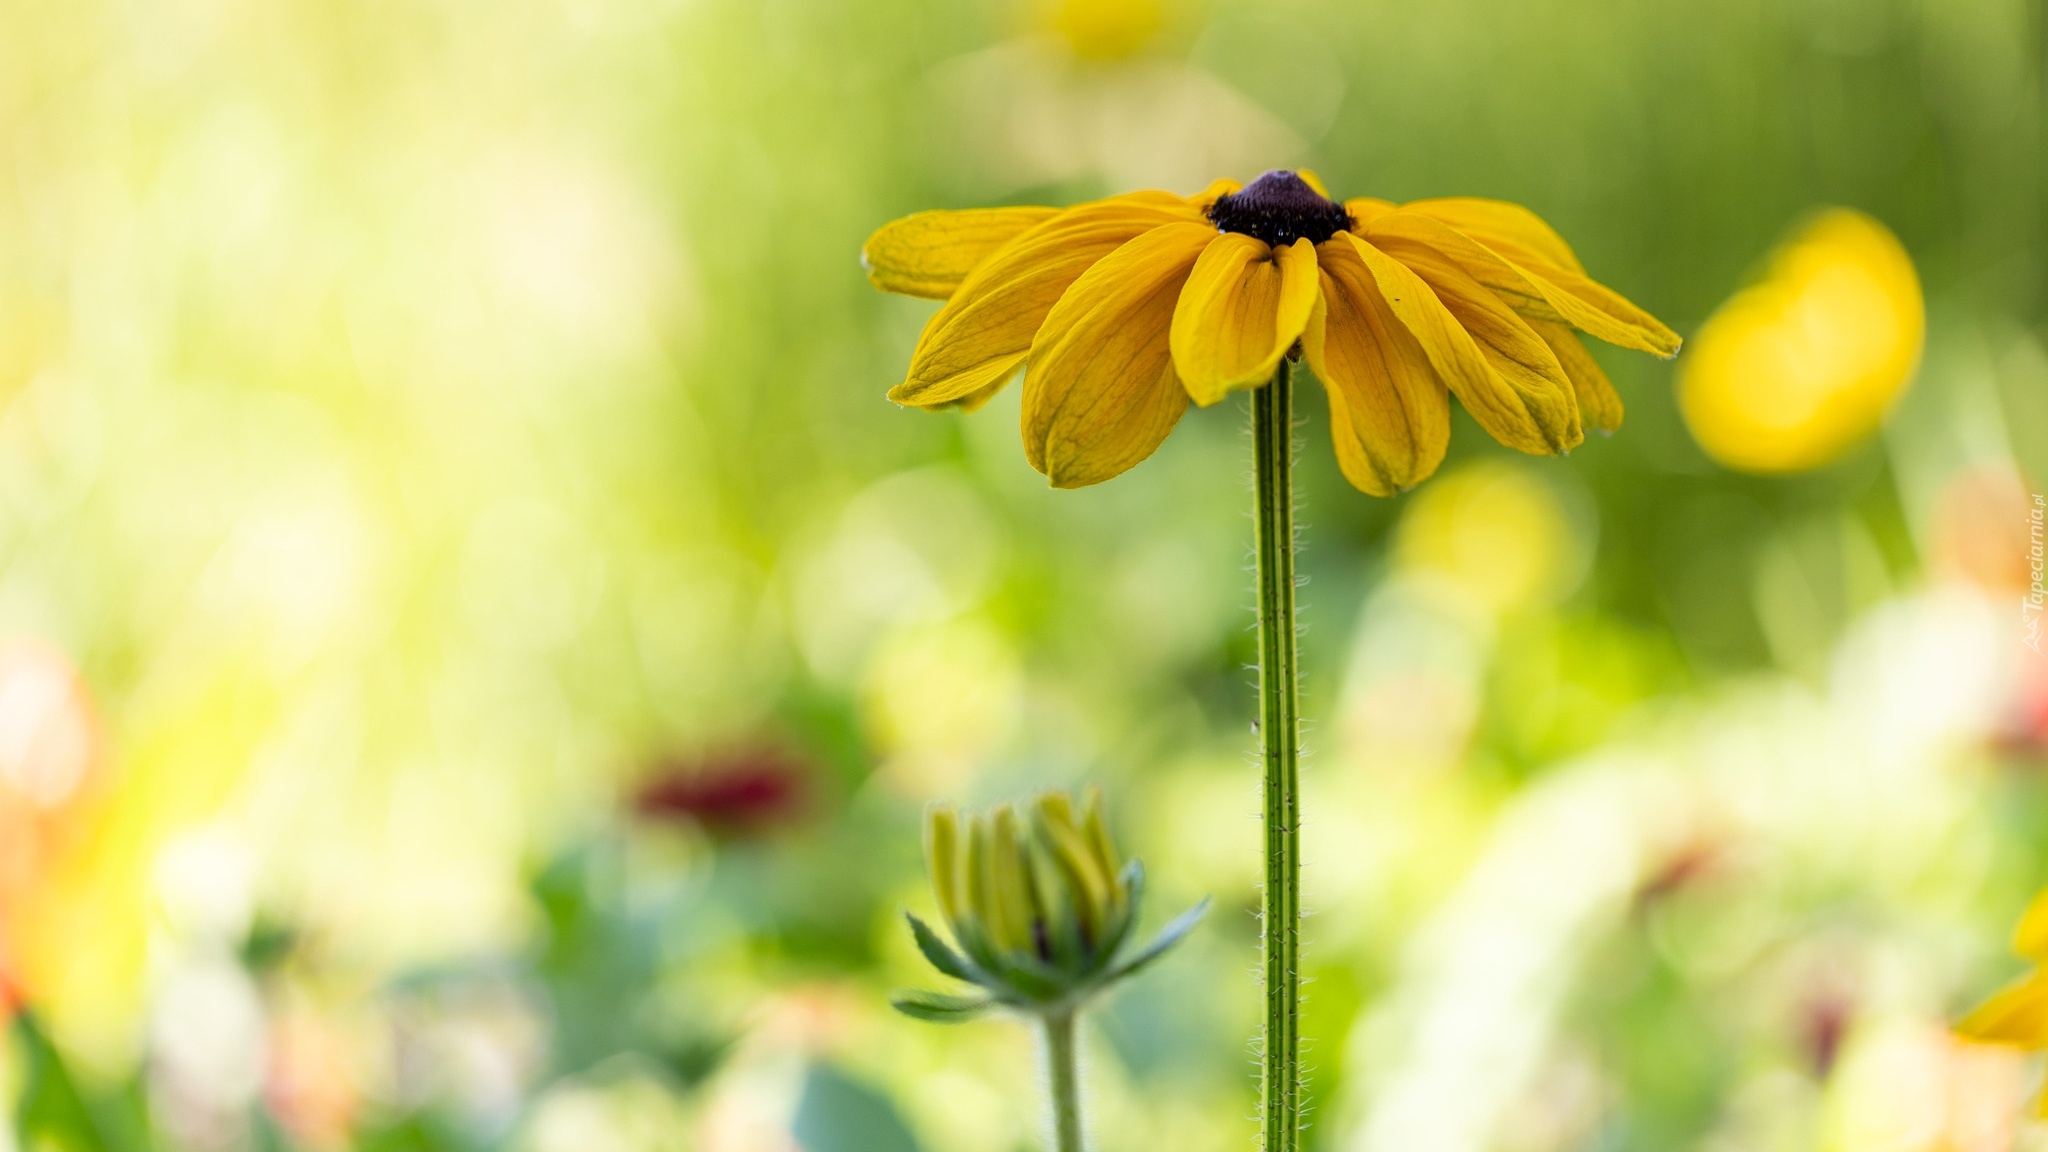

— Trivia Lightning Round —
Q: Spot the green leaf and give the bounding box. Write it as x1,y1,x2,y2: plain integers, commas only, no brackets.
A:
792,1062,925,1152
890,989,996,1024
905,913,985,986
12,1010,123,1152
1106,897,1210,984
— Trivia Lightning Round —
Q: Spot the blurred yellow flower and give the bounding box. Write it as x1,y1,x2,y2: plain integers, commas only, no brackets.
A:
1678,209,1923,474
1956,887,2048,1110
1395,460,1581,615
1047,0,1167,61
6,665,269,1069
864,170,1680,494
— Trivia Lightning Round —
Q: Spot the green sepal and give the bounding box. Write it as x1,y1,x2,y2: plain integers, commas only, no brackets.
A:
906,913,986,987
952,918,1002,977
1106,897,1210,984
891,989,996,1024
987,948,1069,1003
1094,859,1145,969
930,913,1065,1003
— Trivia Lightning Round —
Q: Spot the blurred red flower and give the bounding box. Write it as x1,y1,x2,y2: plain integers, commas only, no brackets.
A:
632,744,810,835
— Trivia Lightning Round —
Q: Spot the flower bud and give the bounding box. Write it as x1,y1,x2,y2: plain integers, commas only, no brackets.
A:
895,788,1207,1022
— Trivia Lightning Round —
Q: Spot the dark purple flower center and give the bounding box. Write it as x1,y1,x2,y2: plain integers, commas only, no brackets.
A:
1207,170,1352,248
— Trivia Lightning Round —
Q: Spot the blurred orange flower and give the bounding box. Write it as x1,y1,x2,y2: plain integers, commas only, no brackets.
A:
0,638,103,1014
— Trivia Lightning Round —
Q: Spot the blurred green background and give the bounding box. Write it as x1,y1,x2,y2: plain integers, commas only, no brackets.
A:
1,0,2045,1149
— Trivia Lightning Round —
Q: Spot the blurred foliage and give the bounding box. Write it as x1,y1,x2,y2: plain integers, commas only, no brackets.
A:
0,0,2044,1149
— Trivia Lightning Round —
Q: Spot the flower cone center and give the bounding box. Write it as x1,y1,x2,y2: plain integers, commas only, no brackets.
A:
1208,170,1352,248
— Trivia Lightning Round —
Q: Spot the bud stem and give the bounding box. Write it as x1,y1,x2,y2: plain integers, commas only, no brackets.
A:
1251,361,1302,1151
1042,1009,1086,1152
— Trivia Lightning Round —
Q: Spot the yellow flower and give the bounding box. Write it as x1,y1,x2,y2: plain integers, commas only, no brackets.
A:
1958,887,2048,1111
895,788,1206,1019
1048,0,1167,61
863,170,1680,494
1395,459,1580,615
1677,208,1923,474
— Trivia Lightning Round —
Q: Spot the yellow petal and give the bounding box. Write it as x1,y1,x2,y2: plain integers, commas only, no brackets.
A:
1400,197,1587,274
1368,212,1557,313
1188,178,1241,213
1518,261,1680,358
986,806,1035,954
926,803,964,926
1079,786,1123,921
1535,321,1623,433
2016,889,2048,960
1304,237,1450,495
1169,235,1320,405
863,206,1062,299
1958,971,2048,1046
936,367,1018,413
1081,785,1117,873
1037,789,1076,826
1033,796,1110,944
1121,189,1211,212
1369,213,1681,359
965,816,999,945
1296,169,1331,198
1343,232,1582,455
1345,197,1396,232
1023,222,1213,487
892,194,1205,408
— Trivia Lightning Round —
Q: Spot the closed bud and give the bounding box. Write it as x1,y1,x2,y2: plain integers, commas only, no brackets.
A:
895,788,1208,1022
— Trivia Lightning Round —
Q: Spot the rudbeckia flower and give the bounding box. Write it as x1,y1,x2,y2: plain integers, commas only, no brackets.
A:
863,170,1680,494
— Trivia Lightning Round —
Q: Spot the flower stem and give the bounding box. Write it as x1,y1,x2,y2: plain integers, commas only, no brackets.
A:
1252,360,1301,1151
1042,1009,1086,1152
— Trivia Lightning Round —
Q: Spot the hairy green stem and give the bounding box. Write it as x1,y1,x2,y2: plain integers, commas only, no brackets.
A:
1252,360,1301,1151
1042,1009,1085,1152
